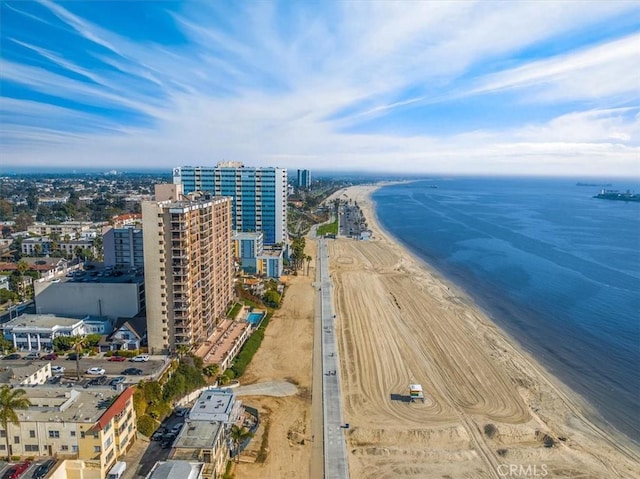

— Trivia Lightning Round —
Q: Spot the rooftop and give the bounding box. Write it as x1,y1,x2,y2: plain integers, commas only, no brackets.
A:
189,389,236,422
15,386,123,425
173,419,223,450
3,313,83,330
146,461,204,479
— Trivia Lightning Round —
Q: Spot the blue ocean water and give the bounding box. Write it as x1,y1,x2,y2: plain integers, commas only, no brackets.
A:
373,177,640,442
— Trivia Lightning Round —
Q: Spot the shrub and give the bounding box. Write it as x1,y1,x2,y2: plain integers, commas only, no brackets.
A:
484,424,497,439
137,414,159,437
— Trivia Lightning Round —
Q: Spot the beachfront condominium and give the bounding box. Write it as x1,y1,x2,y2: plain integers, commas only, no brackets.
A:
173,162,288,246
297,169,311,188
142,184,234,354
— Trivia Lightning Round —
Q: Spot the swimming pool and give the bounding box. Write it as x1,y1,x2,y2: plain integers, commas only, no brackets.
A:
247,312,265,325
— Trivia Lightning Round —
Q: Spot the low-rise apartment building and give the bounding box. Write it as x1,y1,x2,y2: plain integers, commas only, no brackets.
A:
0,386,136,479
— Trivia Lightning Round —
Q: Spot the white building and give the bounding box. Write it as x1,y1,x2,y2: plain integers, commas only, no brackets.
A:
2,314,102,351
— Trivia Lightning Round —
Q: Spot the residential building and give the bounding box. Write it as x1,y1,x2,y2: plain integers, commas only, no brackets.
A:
2,313,114,351
232,232,283,278
0,363,52,386
142,184,234,354
0,386,136,479
145,461,205,479
28,221,94,237
34,268,145,319
21,237,52,256
170,389,242,476
173,162,288,246
296,169,311,188
103,227,144,269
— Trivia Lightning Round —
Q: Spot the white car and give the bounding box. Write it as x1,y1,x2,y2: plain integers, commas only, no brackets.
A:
131,355,149,362
86,367,106,375
51,365,65,374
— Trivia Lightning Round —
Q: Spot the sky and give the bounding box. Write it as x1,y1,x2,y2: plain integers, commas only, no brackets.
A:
1,1,639,177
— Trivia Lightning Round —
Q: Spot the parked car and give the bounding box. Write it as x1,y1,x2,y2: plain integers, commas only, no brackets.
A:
151,431,164,441
40,353,58,360
130,354,149,362
51,365,65,374
122,368,143,375
110,376,126,386
108,355,127,362
25,351,41,360
2,353,21,360
32,459,56,479
3,461,30,479
175,408,188,417
86,367,106,375
170,424,183,435
66,353,84,360
88,376,110,386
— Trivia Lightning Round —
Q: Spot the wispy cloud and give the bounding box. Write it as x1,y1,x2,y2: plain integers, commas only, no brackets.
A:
1,0,639,176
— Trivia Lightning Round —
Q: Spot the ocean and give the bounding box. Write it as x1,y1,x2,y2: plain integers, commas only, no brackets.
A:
373,177,640,442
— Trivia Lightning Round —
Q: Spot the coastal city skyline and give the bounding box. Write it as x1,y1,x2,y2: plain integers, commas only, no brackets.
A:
2,1,639,177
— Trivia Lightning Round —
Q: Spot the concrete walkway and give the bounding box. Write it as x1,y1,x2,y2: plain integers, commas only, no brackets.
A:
317,238,350,479
234,380,298,397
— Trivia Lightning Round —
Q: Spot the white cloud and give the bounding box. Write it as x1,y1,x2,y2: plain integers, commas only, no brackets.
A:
2,1,640,176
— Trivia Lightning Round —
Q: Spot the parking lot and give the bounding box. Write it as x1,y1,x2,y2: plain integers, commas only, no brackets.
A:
0,460,52,479
0,354,169,388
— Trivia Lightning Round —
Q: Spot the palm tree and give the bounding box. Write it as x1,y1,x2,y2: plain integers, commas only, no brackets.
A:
229,424,253,462
69,335,87,380
0,385,31,461
175,344,190,360
305,255,312,276
203,364,220,379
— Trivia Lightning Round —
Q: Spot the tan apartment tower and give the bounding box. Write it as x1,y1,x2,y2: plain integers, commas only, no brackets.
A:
142,184,234,354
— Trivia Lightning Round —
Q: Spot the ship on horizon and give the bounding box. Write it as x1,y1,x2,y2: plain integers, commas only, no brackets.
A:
594,189,640,202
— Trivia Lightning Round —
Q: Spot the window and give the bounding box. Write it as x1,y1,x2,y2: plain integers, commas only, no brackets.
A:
25,445,38,452
72,445,78,453
80,431,85,439
0,431,5,438
29,431,35,438
70,431,76,437
14,436,20,444
94,446,101,453
48,431,60,438
61,445,69,451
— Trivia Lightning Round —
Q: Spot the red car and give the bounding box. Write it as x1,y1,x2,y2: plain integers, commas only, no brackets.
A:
4,461,30,479
40,353,58,360
108,355,127,362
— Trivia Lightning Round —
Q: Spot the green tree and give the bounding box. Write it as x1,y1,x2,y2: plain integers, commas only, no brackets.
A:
16,260,29,276
263,290,281,308
0,200,12,221
14,213,33,232
229,424,253,462
203,364,220,378
69,335,87,380
0,385,31,461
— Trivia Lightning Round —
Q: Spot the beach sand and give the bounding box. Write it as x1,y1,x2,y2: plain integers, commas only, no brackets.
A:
234,184,639,478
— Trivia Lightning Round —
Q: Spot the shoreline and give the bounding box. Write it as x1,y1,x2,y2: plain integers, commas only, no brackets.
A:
328,184,639,478
366,182,638,447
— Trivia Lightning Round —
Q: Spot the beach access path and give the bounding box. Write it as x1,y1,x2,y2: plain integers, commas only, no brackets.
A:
316,236,350,478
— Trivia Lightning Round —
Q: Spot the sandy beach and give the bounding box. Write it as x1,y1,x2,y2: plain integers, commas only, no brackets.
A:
235,184,639,479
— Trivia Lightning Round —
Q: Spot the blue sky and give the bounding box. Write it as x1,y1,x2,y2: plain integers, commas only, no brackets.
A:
1,1,639,176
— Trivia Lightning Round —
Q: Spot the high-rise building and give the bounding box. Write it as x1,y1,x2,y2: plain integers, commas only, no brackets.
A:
173,162,288,246
142,184,234,354
297,169,311,188
103,226,144,268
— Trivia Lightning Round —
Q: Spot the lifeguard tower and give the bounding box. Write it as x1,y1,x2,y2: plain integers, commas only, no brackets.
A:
409,383,425,403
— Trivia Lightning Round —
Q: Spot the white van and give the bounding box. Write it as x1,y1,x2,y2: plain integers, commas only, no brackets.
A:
107,462,126,479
